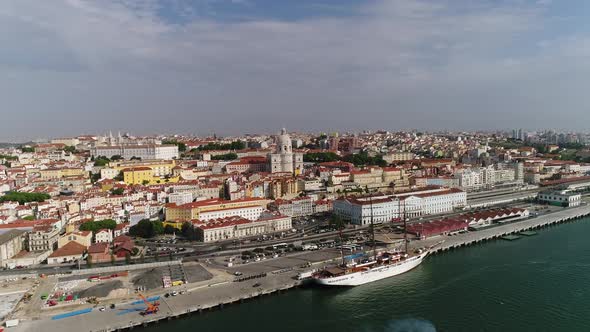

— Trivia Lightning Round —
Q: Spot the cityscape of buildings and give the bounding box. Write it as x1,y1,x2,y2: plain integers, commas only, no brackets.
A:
0,127,588,268
0,126,589,330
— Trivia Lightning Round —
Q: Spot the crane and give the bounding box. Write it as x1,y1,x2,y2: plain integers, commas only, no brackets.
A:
138,293,160,316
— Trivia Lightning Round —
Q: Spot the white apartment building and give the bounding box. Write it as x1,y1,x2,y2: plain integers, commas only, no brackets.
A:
100,168,120,180
455,163,523,191
195,214,292,243
91,144,179,160
298,178,324,192
28,224,60,252
454,167,493,191
382,152,415,163
270,196,315,217
168,192,194,206
198,205,265,222
95,229,113,243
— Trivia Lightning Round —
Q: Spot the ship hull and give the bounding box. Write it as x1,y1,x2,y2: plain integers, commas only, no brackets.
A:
313,253,427,287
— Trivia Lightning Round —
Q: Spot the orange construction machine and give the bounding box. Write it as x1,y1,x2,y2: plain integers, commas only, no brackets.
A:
138,293,160,316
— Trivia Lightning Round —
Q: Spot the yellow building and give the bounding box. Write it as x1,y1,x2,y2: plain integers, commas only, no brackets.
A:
121,167,180,185
122,167,153,185
57,231,92,248
109,160,176,177
40,167,86,180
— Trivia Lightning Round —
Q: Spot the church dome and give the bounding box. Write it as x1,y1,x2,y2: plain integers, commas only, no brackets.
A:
277,128,292,154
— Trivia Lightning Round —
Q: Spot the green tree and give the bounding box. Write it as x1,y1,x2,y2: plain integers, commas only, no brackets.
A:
197,141,245,151
63,146,77,153
79,219,117,233
0,192,50,205
181,222,196,241
93,156,111,167
211,153,238,161
164,225,177,235
342,152,387,167
129,219,164,238
20,147,34,153
87,255,93,268
90,173,101,183
0,154,18,161
110,188,124,195
125,252,131,265
110,155,123,161
303,152,340,163
153,220,164,235
329,214,346,230
141,180,150,186
163,140,187,152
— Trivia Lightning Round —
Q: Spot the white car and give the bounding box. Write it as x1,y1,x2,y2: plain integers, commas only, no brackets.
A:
98,307,106,312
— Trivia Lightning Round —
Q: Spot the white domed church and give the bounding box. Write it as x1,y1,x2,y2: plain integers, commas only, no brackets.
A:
268,128,303,174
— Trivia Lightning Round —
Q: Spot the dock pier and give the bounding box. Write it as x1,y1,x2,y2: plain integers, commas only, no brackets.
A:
427,205,590,254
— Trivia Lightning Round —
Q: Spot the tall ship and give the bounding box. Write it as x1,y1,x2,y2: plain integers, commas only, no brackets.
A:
312,194,437,287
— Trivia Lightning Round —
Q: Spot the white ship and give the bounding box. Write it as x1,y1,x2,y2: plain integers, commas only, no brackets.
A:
312,250,428,286
312,189,438,287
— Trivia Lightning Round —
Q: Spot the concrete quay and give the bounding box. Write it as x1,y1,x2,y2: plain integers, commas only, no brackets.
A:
10,205,590,332
10,268,303,332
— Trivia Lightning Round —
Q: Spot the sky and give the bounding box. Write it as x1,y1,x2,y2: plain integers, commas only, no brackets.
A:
2,0,590,141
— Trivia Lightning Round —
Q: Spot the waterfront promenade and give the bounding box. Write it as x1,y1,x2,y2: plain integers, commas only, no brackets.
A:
10,204,590,332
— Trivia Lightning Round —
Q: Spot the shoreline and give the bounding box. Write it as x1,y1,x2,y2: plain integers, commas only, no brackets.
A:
10,204,590,332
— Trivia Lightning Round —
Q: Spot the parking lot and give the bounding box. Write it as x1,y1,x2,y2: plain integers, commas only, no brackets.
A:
211,249,342,276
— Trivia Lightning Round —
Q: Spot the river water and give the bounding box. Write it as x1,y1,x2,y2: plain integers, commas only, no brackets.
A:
144,218,590,332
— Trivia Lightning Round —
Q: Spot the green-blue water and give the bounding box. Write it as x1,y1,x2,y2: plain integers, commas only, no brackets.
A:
145,218,590,332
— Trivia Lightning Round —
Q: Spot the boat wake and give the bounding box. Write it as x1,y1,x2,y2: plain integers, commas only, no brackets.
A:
384,318,437,332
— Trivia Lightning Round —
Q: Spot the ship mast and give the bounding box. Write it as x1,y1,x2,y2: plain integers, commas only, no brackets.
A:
402,198,408,254
339,227,345,266
368,188,376,262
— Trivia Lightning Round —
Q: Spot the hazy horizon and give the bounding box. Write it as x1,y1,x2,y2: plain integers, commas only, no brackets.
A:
2,0,590,141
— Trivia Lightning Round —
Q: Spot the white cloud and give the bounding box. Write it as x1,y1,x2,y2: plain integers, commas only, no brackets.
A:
0,0,588,140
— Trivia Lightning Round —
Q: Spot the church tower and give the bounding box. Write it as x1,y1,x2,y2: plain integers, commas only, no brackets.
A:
268,128,303,174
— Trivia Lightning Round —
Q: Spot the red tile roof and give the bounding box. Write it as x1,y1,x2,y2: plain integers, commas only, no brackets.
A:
49,241,86,258
88,242,109,254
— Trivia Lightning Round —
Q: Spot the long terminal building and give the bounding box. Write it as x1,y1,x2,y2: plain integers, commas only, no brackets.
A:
333,187,467,225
